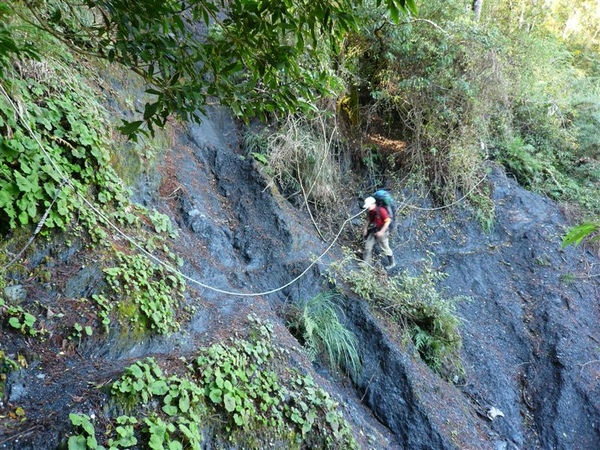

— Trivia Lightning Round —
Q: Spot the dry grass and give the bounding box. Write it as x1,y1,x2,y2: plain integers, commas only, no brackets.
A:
266,114,341,208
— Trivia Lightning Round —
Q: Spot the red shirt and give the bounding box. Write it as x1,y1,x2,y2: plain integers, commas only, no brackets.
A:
367,206,390,229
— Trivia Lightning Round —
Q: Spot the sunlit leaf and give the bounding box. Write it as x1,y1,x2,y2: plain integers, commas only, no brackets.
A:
562,223,600,247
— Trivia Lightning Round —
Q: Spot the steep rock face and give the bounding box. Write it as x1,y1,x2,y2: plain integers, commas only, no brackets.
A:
167,113,600,449
168,113,330,302
1,107,599,450
388,167,600,449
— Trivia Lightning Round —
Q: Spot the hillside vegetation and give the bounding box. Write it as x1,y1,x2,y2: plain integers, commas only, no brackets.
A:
1,0,599,233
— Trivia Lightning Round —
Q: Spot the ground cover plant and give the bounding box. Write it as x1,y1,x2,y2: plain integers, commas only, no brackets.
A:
68,315,359,449
286,291,362,381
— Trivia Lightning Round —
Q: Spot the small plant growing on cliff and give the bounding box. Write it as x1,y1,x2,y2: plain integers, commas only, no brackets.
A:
0,349,18,399
68,413,101,449
69,322,93,344
69,413,138,450
559,272,576,286
108,416,138,448
104,252,185,335
149,209,177,238
4,304,38,336
287,291,361,381
329,249,465,377
113,357,170,407
92,294,112,333
102,316,358,449
191,315,358,448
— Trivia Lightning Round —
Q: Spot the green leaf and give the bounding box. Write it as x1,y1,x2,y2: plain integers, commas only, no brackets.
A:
81,418,96,435
23,313,36,327
162,404,178,416
143,102,160,120
118,120,143,136
405,0,418,15
179,394,190,412
168,441,183,450
86,433,99,448
150,379,169,396
18,209,29,225
114,425,137,446
128,364,144,378
14,171,35,193
302,420,312,435
389,4,399,23
562,223,600,247
209,388,222,403
27,200,37,219
233,412,245,426
67,435,87,450
69,413,84,426
223,393,236,412
0,186,15,207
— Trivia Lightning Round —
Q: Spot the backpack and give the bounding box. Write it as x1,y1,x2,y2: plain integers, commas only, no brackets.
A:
372,189,397,233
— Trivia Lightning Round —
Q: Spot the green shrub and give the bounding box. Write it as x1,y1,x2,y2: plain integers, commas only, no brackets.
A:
329,249,465,377
341,5,503,204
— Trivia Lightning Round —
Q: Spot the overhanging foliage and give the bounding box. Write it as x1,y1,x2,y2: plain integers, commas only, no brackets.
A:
11,0,416,138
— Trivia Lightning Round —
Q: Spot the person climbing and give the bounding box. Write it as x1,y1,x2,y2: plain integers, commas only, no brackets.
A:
362,196,396,269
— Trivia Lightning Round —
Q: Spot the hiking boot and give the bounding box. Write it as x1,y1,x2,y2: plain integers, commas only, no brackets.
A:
384,255,396,270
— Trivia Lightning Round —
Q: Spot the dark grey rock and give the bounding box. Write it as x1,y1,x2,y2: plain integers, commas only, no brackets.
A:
1,107,599,450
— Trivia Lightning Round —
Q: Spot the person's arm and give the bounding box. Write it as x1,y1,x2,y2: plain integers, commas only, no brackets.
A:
363,210,371,237
376,218,391,237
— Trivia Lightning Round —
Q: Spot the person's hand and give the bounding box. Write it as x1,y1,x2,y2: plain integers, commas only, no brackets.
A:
375,231,381,238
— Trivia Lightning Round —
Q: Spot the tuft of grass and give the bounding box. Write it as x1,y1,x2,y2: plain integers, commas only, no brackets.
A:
469,184,496,233
263,114,341,208
559,272,576,286
290,292,361,381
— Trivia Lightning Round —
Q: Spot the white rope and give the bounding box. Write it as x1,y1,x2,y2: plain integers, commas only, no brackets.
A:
1,77,485,296
400,172,489,211
0,82,363,297
2,181,66,271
